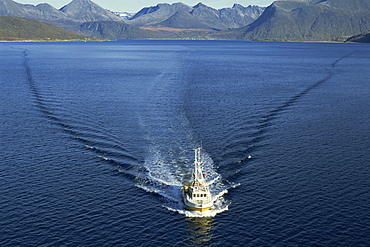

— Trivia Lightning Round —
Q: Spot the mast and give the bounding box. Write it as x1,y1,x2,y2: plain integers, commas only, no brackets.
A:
193,148,205,185
182,147,213,212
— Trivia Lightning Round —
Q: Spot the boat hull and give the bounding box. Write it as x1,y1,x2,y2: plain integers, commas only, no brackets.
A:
184,205,212,212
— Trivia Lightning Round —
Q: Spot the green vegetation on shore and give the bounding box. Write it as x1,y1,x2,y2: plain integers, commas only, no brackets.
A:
0,16,101,41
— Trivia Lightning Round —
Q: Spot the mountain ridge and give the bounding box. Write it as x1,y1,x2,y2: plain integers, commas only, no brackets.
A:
155,9,215,30
128,2,192,26
59,0,123,23
221,0,370,41
1,0,370,41
127,2,265,30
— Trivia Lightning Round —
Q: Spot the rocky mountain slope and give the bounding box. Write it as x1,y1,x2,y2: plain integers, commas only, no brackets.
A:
155,9,214,30
0,0,68,21
127,3,265,30
225,0,370,41
59,0,122,23
127,2,192,26
78,20,178,39
0,0,124,31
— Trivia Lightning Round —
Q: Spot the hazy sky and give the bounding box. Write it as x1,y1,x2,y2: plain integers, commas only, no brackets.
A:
15,0,275,12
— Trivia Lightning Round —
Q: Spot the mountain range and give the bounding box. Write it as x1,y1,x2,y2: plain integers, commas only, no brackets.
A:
1,0,370,42
126,3,265,31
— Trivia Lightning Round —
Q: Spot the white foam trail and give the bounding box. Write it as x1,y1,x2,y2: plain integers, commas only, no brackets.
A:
135,84,236,217
97,155,111,161
206,175,220,186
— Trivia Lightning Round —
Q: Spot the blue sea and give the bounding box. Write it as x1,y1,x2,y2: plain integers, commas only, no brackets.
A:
1,40,369,246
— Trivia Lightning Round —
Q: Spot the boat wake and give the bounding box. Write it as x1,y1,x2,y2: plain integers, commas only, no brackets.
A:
129,146,237,217
19,46,240,217
126,56,238,217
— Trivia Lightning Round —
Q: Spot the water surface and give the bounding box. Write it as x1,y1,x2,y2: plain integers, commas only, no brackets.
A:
1,40,369,246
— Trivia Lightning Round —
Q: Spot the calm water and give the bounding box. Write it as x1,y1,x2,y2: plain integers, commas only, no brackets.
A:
1,40,369,246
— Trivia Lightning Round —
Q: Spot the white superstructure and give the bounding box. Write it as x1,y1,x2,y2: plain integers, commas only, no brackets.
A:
181,148,213,212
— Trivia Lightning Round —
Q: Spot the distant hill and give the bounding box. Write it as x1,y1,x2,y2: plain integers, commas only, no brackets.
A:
0,0,67,20
0,0,124,31
127,3,265,30
78,20,214,40
79,21,174,39
222,0,370,41
0,16,93,41
109,11,134,20
154,9,215,30
59,0,122,22
218,4,265,29
127,3,192,26
189,3,226,30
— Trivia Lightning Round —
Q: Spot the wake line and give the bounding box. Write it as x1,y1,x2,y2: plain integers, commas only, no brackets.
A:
22,49,44,109
331,53,353,68
258,53,353,127
222,53,353,165
19,48,140,171
20,49,75,126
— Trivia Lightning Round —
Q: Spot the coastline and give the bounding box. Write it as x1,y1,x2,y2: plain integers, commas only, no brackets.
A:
0,38,107,42
1,37,366,43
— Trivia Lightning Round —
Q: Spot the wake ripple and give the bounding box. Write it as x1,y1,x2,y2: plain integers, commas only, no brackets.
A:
221,53,353,166
131,58,236,217
259,53,354,127
20,48,141,176
138,53,353,217
20,48,232,217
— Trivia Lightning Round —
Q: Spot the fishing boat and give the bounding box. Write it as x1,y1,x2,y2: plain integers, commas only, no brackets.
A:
181,148,213,212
